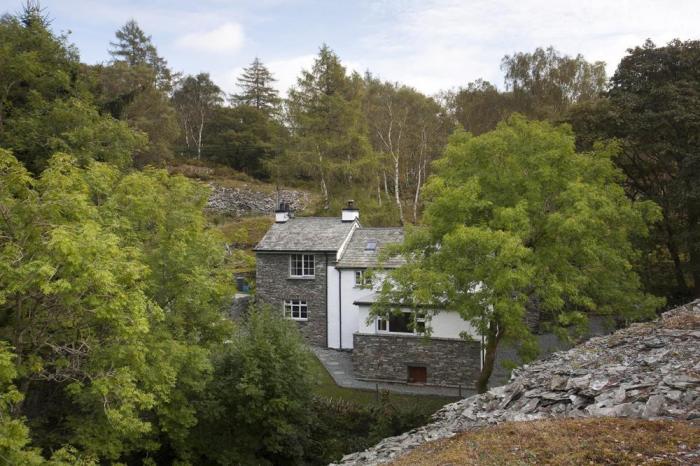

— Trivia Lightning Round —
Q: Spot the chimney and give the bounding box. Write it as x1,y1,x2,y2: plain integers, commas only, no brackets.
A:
275,202,290,223
341,199,359,222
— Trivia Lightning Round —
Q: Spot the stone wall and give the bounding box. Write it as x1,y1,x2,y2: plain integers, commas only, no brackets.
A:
255,252,329,346
207,185,310,217
352,333,482,387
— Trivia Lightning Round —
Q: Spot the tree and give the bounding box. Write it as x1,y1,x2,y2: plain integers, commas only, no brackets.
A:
374,116,663,393
191,306,313,465
3,97,146,170
567,39,700,301
285,45,373,209
172,73,223,160
363,76,450,224
0,6,86,171
501,46,607,119
201,105,288,178
451,79,515,135
0,149,234,460
109,19,173,90
233,58,281,116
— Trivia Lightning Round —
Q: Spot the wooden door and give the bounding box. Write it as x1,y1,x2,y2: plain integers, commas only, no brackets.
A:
407,366,427,384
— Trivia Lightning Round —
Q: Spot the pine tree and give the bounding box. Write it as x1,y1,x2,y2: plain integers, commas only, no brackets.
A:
284,45,373,209
109,19,172,89
233,57,280,114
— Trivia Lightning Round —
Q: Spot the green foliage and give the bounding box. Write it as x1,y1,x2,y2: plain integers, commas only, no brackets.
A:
233,57,281,116
4,97,146,170
0,342,44,465
192,305,313,465
172,73,223,160
109,19,173,90
202,105,287,179
502,46,607,119
375,116,663,392
569,39,700,301
0,149,234,461
283,45,374,209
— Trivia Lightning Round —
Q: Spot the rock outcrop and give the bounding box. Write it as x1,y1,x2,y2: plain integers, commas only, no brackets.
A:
336,300,700,465
206,184,311,217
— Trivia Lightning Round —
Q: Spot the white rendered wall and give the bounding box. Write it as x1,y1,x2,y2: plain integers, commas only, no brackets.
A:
356,304,479,341
327,264,341,348
338,270,363,349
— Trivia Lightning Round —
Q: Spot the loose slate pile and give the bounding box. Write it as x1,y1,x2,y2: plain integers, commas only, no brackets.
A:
206,184,310,217
337,300,700,465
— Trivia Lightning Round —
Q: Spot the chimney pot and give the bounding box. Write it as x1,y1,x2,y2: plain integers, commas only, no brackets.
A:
341,199,359,222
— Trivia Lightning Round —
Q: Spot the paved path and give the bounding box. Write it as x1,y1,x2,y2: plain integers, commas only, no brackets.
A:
311,346,472,398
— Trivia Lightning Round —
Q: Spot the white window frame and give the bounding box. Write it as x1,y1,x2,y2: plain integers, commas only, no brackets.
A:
284,299,308,321
290,254,315,278
377,310,425,335
354,270,372,287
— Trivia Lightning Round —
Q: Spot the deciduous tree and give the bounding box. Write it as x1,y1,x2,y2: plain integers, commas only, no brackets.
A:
374,116,662,393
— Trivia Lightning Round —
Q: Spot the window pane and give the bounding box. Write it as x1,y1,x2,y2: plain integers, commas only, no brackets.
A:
377,318,387,331
389,313,411,333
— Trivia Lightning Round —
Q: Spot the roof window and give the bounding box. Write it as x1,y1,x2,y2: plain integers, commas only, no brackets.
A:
365,240,377,251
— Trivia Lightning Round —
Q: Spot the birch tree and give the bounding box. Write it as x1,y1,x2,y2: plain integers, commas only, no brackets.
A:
172,73,223,160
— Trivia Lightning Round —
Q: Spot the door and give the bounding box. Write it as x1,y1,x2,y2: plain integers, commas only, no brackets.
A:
407,365,427,384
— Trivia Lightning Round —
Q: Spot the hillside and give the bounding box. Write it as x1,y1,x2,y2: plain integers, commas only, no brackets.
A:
336,300,700,465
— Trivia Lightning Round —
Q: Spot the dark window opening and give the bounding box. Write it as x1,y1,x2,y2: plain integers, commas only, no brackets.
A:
407,366,427,384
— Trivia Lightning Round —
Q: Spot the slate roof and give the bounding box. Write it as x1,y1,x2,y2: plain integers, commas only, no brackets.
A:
254,217,357,252
336,228,405,269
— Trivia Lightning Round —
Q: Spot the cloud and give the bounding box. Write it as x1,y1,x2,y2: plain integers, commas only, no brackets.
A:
176,22,244,54
356,0,700,94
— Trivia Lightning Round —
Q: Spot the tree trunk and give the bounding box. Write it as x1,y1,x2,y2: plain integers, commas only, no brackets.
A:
394,156,403,225
319,152,329,210
475,320,501,394
688,211,700,298
383,170,389,197
413,161,422,224
377,178,382,206
663,215,690,295
197,110,205,160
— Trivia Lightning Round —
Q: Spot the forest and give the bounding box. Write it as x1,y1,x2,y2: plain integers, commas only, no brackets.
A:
0,1,699,464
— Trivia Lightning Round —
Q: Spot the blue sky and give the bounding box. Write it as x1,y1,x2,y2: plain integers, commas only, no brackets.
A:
3,0,699,96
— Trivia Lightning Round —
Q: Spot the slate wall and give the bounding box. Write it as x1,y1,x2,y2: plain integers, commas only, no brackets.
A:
352,333,482,387
255,252,328,346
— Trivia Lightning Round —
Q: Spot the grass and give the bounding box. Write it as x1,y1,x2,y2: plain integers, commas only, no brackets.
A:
391,417,700,465
213,215,274,248
307,352,457,413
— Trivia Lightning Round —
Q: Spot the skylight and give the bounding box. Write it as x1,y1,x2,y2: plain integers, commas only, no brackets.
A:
365,240,377,251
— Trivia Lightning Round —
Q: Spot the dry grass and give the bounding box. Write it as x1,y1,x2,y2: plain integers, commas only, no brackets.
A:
391,418,700,466
662,311,700,330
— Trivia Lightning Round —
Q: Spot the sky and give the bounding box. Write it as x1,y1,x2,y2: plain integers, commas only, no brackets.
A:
3,0,699,97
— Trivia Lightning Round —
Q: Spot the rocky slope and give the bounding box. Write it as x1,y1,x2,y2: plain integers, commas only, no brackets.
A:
336,300,700,465
206,184,311,217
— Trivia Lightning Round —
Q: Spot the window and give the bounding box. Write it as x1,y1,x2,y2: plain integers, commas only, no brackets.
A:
354,270,372,287
365,240,377,251
290,254,314,277
377,311,425,334
284,300,308,320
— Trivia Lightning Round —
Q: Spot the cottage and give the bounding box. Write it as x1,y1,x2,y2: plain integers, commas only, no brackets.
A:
254,202,483,387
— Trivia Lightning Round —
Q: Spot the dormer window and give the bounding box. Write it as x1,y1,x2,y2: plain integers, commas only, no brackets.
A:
354,270,372,287
290,254,315,277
